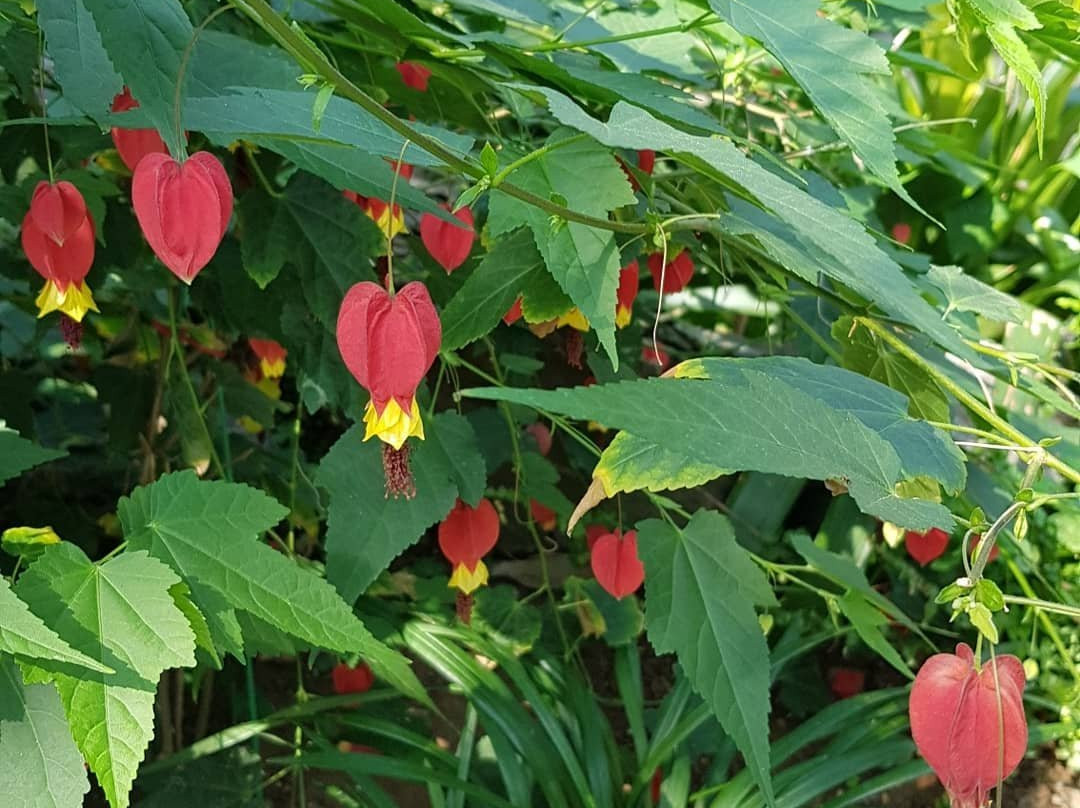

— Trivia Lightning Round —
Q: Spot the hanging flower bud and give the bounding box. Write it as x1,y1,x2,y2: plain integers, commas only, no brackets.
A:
590,529,644,600
420,205,475,273
336,281,441,496
829,668,866,699
395,62,432,92
909,643,1028,808
439,497,500,596
332,662,375,695
905,527,949,566
616,261,640,328
110,87,168,172
891,222,912,245
21,181,98,322
503,297,523,325
648,250,694,294
344,163,413,240
525,422,552,457
530,500,557,532
249,338,287,380
637,150,656,176
132,152,233,283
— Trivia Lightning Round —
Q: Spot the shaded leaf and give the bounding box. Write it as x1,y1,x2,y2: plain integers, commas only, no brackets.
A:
0,428,65,486
319,413,486,605
638,511,776,804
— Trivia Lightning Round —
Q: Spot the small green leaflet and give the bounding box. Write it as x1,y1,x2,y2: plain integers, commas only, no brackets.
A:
0,428,65,486
319,413,486,604
709,0,924,216
838,591,914,678
513,87,976,362
0,577,112,674
118,470,429,706
81,0,191,157
0,658,90,808
488,130,636,369
638,511,777,806
14,545,196,808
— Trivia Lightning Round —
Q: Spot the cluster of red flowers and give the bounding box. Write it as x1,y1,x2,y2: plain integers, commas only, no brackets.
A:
19,87,234,348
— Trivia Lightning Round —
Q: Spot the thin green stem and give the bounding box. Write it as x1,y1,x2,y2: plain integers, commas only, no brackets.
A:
1002,595,1080,621
530,11,717,52
245,147,284,199
37,29,54,183
385,139,410,295
174,4,234,160
491,133,587,187
857,317,1080,485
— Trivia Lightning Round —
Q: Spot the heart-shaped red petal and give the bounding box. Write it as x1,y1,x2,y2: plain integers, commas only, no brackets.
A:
904,527,949,566
591,529,644,599
132,151,233,283
419,205,475,273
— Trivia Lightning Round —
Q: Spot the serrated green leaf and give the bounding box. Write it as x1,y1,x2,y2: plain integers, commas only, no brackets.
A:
489,131,635,368
237,189,290,288
480,142,499,176
0,658,90,808
832,316,949,423
0,577,112,674
82,0,191,157
592,430,727,497
319,413,486,605
974,579,1005,612
440,231,546,351
473,585,542,653
169,582,221,669
282,172,382,329
637,511,776,805
922,265,1024,323
15,545,196,808
38,0,123,121
709,0,921,213
465,358,958,529
965,0,1039,30
516,89,976,362
118,471,428,706
0,428,65,486
837,591,914,678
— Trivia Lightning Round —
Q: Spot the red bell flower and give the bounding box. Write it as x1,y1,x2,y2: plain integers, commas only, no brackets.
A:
249,338,287,380
616,261,640,328
21,180,98,322
829,668,866,699
905,527,949,566
525,422,552,457
891,222,912,245
110,87,168,172
503,297,523,325
332,662,375,695
637,150,656,176
530,500,557,532
420,205,475,273
909,643,1028,808
590,529,644,600
132,152,233,283
648,250,694,294
336,280,441,495
396,62,432,92
439,498,500,595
